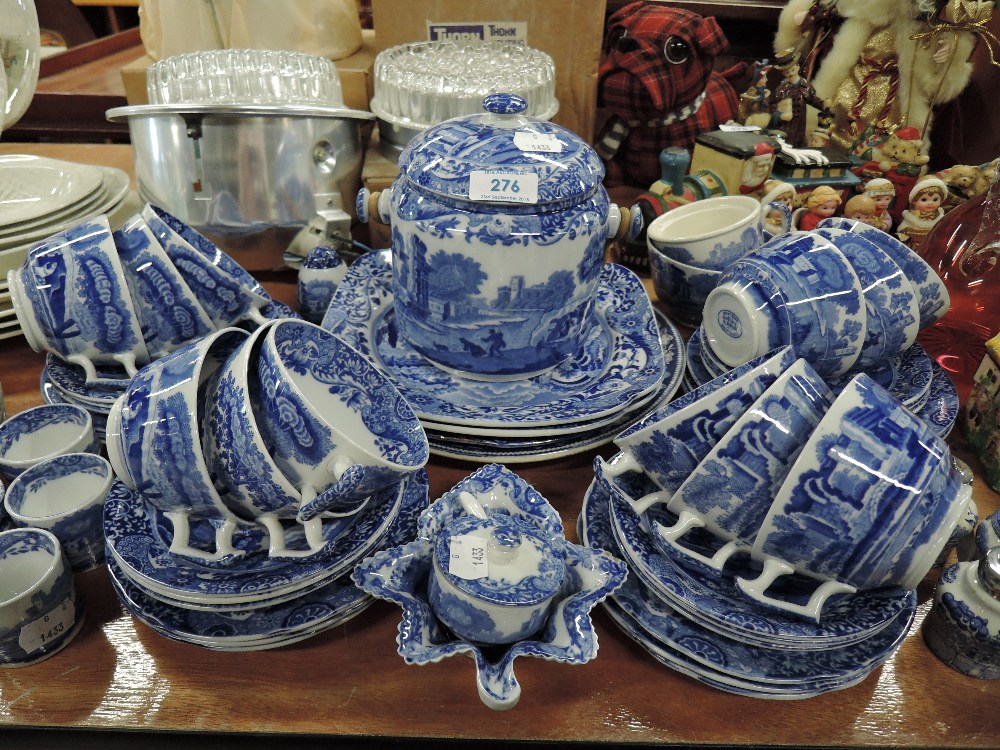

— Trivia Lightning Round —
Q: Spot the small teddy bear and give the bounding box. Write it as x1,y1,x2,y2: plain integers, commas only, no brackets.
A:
942,161,998,202
875,127,930,225
596,1,747,188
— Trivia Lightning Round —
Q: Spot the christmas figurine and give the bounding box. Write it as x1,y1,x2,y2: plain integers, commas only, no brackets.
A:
738,59,773,129
863,177,895,231
769,48,829,147
798,184,841,230
844,193,878,225
896,176,947,251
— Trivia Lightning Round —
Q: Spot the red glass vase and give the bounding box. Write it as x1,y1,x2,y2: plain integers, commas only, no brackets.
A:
916,170,1000,404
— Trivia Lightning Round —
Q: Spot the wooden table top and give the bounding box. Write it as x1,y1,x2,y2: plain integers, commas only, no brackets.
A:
1,143,999,749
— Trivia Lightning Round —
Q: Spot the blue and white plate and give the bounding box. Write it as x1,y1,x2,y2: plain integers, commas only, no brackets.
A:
39,370,109,439
322,251,669,428
108,558,373,650
104,470,428,605
588,466,913,649
601,594,910,699
418,308,685,440
609,566,914,688
916,359,960,438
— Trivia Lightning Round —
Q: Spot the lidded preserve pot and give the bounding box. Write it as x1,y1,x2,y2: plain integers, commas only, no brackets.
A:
358,93,640,380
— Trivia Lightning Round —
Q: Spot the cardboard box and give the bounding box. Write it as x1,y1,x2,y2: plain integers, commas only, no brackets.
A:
371,0,606,143
120,29,377,112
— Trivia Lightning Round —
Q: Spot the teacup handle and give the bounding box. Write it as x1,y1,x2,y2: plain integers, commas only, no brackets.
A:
296,462,370,523
735,557,857,622
112,352,142,377
257,513,329,559
598,453,642,479
163,511,244,563
66,354,99,384
651,510,747,572
244,305,269,326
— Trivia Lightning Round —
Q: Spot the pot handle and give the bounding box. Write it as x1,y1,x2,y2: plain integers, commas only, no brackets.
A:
607,203,643,244
356,187,391,225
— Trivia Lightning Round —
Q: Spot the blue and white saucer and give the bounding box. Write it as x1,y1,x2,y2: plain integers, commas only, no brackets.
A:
108,558,373,650
688,327,949,431
322,251,670,428
588,466,914,650
601,593,909,699
104,470,428,606
43,353,129,406
915,359,959,439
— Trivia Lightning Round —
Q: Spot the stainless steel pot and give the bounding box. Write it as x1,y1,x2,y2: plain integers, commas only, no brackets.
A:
106,103,374,271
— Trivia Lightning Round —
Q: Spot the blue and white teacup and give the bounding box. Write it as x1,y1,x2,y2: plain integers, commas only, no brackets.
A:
105,327,251,563
203,321,365,559
254,319,429,522
813,226,920,369
112,213,216,359
817,216,950,328
654,358,834,571
297,245,347,324
3,452,112,572
0,528,81,667
648,247,722,328
702,231,867,377
0,403,97,480
8,216,150,382
738,373,972,621
646,195,763,271
140,204,271,329
599,345,796,510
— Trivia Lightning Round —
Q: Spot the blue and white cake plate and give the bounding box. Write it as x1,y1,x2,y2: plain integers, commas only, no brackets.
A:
321,250,674,429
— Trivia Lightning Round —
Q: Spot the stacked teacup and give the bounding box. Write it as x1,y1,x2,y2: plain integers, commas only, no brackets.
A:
8,204,274,385
8,204,282,443
583,340,973,696
646,195,764,328
700,218,949,381
100,318,431,649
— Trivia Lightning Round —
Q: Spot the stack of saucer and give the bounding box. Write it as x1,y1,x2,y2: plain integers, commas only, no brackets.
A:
104,471,429,650
579,470,917,698
0,155,133,341
321,251,687,462
578,346,974,697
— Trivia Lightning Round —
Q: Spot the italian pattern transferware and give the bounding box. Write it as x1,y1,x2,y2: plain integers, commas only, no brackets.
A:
322,250,670,428
103,469,429,649
578,475,918,697
104,469,427,605
593,466,914,649
353,464,627,710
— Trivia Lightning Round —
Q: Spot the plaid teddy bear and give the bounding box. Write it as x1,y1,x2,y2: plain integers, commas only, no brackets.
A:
597,1,746,188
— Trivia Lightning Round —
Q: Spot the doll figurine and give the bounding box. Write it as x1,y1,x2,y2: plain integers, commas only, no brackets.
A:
863,177,895,231
798,185,842,230
844,194,878,225
896,176,947,251
738,59,773,129
759,179,797,231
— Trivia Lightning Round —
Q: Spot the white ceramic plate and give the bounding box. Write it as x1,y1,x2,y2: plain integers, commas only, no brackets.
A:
0,154,105,226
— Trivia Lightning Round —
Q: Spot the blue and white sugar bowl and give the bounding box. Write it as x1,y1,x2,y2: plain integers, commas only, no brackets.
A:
358,93,640,379
923,546,1000,679
428,509,566,645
